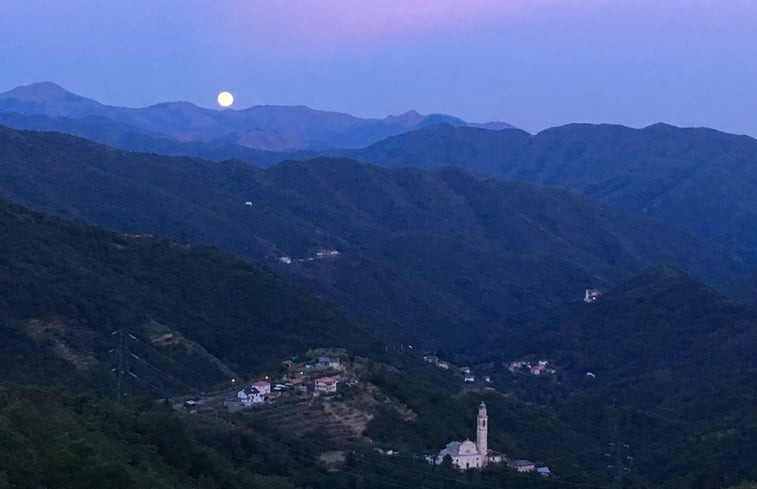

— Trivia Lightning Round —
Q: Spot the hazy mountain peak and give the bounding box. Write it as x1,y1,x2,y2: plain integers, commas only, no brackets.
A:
0,81,518,150
0,81,78,101
383,110,424,126
0,81,104,118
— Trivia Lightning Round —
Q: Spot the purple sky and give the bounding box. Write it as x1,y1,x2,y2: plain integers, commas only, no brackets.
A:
2,0,757,135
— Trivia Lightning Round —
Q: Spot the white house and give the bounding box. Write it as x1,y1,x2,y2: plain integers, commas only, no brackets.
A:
314,376,338,394
237,387,264,406
584,289,601,303
316,249,340,258
436,402,504,470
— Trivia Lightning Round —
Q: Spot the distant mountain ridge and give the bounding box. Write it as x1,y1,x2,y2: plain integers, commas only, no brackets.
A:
344,123,757,265
0,82,516,151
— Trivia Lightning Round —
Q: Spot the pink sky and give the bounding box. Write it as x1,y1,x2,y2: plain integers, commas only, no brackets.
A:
222,0,529,53
3,0,757,136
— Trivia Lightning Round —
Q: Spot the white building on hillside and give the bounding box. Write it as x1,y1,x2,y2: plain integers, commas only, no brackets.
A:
237,387,264,406
436,402,503,470
584,288,601,303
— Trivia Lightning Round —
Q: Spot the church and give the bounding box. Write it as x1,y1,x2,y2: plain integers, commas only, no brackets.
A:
436,402,505,469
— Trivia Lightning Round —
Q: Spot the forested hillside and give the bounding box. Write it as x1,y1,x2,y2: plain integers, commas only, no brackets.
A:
347,123,757,264
475,266,757,488
0,198,379,391
0,126,747,348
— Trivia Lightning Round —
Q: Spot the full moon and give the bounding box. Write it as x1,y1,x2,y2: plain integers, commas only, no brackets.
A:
217,91,234,108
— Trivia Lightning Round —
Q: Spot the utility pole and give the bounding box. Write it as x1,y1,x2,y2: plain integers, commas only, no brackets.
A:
112,329,127,402
605,425,633,489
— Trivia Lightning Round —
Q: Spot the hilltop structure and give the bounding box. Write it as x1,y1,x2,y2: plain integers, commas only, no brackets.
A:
584,288,601,303
436,402,504,469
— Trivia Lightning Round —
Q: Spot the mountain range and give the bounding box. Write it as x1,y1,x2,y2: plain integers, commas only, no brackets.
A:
0,125,748,349
7,83,757,271
1,101,756,487
0,82,514,152
341,123,757,265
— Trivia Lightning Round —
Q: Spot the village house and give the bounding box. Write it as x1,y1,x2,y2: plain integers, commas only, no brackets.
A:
252,381,271,395
316,249,340,258
510,460,536,473
237,387,265,406
286,377,309,393
464,375,476,383
317,356,342,370
436,402,505,470
314,376,338,395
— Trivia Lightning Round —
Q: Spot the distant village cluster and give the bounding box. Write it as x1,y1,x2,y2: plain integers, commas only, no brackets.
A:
181,348,556,479
278,248,341,265
230,353,347,409
507,359,556,376
422,355,492,384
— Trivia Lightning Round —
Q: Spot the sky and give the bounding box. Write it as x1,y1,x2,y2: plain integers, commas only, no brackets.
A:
1,0,757,136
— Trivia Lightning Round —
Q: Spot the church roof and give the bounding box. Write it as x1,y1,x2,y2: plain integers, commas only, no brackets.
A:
439,440,479,458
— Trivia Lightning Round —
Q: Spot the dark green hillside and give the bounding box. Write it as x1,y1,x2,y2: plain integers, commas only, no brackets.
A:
0,126,747,349
0,198,602,488
478,266,757,488
499,265,756,402
0,198,379,390
348,123,757,264
0,384,589,489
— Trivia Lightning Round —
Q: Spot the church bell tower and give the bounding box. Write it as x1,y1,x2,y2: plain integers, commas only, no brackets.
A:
476,401,488,466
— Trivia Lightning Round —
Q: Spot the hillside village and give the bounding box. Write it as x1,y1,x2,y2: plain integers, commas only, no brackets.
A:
178,347,555,477
228,352,347,409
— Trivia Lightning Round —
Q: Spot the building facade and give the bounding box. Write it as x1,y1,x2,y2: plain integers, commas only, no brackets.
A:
437,402,500,470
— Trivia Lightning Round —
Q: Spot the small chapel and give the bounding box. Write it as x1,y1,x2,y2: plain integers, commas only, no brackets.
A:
436,402,505,469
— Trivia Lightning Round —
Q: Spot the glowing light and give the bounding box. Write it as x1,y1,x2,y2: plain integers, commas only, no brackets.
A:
217,91,234,108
